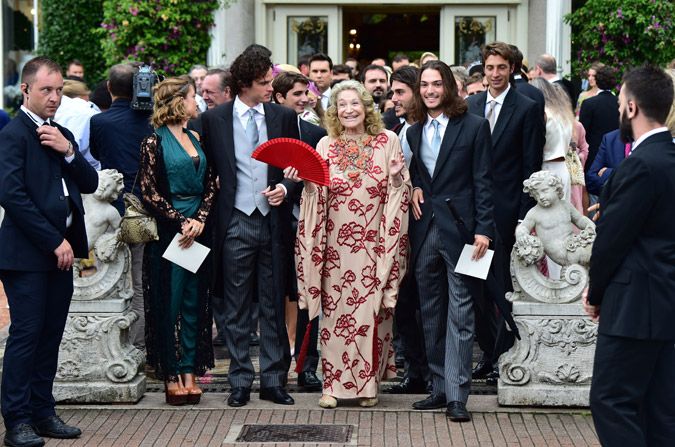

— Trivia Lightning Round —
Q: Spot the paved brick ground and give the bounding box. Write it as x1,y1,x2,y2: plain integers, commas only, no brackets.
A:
0,407,599,447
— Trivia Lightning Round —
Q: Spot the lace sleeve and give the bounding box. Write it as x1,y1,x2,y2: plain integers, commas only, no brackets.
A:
139,134,187,224
195,164,217,223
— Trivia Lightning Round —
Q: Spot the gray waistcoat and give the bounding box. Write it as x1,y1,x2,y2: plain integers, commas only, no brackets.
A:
233,114,270,216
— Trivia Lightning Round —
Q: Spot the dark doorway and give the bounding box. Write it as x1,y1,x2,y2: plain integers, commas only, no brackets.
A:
342,6,441,67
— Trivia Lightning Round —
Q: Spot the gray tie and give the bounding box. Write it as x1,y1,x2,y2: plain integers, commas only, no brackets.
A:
486,100,497,133
246,108,259,148
431,119,441,155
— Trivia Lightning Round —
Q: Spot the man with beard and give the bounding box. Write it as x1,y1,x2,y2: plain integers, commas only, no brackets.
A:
200,45,300,408
361,64,389,111
585,65,675,446
407,60,494,422
466,42,544,383
383,65,430,395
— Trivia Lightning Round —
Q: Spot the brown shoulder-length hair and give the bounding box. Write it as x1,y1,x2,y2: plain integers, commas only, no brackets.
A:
151,75,195,128
412,60,467,123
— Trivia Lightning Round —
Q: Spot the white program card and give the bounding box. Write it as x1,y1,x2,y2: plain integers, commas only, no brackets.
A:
161,233,211,274
454,244,494,280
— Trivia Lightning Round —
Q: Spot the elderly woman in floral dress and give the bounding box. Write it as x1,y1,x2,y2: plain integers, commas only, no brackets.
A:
290,80,411,408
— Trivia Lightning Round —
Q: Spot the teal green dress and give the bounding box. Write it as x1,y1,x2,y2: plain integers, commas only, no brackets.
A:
141,126,216,380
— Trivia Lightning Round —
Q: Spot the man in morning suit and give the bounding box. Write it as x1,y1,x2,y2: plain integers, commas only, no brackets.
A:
466,42,545,381
200,45,300,407
0,57,98,447
584,65,675,447
579,65,620,173
383,65,430,395
407,60,495,422
272,71,327,392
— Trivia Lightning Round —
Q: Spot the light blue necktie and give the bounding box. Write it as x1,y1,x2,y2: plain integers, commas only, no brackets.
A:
431,119,441,156
246,108,259,148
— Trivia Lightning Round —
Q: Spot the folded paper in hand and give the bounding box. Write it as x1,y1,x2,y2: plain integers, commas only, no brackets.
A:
454,244,494,280
162,233,210,274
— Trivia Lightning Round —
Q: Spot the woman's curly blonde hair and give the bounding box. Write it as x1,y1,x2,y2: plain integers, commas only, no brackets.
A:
150,75,194,128
324,80,384,137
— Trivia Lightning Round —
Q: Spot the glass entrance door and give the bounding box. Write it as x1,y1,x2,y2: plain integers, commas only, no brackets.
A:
268,5,340,66
440,6,511,66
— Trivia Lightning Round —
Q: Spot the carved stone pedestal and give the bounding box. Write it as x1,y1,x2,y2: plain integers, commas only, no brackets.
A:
498,302,597,407
53,242,146,403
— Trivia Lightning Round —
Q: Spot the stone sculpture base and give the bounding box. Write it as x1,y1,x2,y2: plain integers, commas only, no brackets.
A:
53,300,146,404
498,303,598,407
53,375,146,404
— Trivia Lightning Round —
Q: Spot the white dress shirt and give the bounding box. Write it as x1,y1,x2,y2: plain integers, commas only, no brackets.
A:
485,84,511,125
55,95,101,170
320,86,332,111
21,105,74,226
424,113,449,147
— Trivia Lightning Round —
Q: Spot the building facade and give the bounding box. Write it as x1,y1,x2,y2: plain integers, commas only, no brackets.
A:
2,0,572,109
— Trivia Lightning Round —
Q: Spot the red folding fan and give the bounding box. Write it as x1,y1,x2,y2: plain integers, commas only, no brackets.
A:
251,137,330,186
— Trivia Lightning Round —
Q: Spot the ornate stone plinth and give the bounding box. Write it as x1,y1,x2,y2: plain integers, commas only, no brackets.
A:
498,302,597,406
499,171,599,407
53,171,146,403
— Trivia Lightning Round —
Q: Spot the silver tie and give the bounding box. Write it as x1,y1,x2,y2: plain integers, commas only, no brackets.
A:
486,100,497,133
246,108,259,148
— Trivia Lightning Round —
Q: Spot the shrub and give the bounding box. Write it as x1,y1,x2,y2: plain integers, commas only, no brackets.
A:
38,0,106,84
565,0,675,79
99,0,221,76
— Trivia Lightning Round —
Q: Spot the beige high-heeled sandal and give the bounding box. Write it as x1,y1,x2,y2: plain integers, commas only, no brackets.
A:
359,397,379,407
319,394,338,409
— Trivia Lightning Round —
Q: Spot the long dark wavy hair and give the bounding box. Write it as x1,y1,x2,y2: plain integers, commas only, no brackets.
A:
412,60,467,123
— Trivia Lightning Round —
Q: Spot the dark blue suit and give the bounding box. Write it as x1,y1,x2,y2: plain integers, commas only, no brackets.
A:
588,131,675,446
585,129,627,196
0,111,98,430
89,98,153,213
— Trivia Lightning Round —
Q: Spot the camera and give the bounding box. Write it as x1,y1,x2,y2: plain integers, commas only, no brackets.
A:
131,65,159,111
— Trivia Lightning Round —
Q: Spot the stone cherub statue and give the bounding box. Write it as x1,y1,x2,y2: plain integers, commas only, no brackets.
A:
82,169,125,263
507,171,596,304
515,171,595,267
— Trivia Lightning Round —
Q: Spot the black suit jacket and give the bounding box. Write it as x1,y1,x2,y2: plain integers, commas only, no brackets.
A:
554,78,576,110
513,78,546,120
382,108,400,130
466,88,544,250
588,131,675,340
89,99,153,196
200,100,300,296
0,112,99,271
407,112,495,265
579,91,619,171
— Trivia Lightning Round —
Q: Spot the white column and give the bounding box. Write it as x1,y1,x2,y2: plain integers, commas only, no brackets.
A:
208,0,256,67
546,0,572,76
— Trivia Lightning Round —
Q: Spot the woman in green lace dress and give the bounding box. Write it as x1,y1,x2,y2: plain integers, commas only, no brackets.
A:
139,76,217,405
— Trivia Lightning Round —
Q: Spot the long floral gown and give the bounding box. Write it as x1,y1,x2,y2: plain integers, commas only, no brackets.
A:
296,129,411,398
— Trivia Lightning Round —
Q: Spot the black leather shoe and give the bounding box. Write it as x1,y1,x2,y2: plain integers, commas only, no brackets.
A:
297,371,322,391
3,423,44,447
227,387,251,407
384,377,428,394
32,415,81,439
249,332,260,346
485,368,500,386
412,393,446,410
260,386,295,405
446,401,471,422
472,359,493,379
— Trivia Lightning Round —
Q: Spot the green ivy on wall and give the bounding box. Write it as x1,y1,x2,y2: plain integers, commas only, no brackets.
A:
99,0,221,77
38,0,106,84
565,0,675,78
